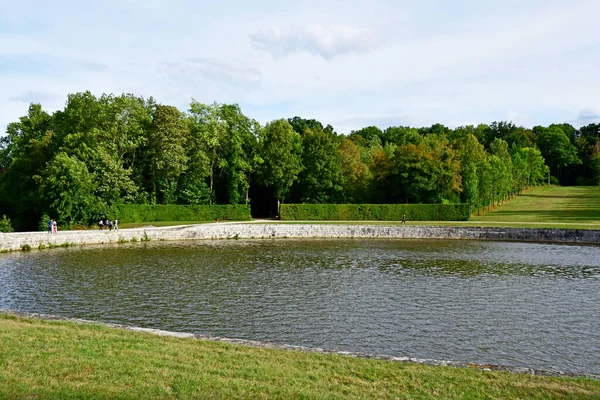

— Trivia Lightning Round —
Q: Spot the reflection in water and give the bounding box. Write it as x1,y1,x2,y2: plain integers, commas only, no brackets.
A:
0,239,599,374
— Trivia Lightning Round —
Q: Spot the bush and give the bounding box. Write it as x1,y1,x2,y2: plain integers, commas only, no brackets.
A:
280,204,470,221
0,215,14,233
115,204,251,223
39,213,51,232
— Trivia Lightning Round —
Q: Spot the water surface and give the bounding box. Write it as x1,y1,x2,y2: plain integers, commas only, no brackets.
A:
1,239,599,374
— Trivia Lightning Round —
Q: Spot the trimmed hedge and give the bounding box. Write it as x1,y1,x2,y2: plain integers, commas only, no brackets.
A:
280,204,470,221
115,204,251,223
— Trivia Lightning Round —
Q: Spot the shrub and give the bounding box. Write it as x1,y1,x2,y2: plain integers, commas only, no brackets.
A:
114,204,251,223
0,215,14,233
39,213,51,232
280,204,470,221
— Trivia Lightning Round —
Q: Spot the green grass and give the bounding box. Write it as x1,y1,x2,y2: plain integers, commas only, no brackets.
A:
269,186,600,230
0,314,598,399
469,186,600,229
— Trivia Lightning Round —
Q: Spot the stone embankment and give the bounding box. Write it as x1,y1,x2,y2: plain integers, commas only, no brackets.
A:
1,223,599,251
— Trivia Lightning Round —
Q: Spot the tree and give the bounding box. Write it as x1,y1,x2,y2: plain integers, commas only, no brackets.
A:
187,101,227,204
295,126,343,203
453,134,487,212
0,104,54,228
338,138,371,203
258,119,303,214
489,138,513,203
148,105,188,204
534,125,580,182
36,152,96,226
219,104,259,204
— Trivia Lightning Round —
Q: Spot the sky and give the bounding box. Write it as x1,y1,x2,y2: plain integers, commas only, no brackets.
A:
1,0,600,135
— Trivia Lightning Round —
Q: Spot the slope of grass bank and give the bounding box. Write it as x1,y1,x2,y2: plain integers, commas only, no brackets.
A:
470,186,600,228
0,314,598,399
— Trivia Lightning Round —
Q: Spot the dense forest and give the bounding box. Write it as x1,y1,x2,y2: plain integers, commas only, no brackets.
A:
1,91,599,230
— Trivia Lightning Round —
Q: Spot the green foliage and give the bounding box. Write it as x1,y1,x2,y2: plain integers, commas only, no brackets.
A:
115,204,251,223
39,213,50,231
5,89,600,231
295,126,342,203
0,215,14,232
148,105,188,204
258,119,303,207
37,152,96,226
280,204,470,221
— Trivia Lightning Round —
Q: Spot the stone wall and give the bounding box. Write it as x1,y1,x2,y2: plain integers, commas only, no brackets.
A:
1,223,599,252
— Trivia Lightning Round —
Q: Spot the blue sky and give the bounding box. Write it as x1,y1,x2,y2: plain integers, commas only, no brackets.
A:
1,0,599,134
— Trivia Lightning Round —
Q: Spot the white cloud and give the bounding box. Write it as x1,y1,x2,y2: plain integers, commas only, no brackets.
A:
1,0,600,135
250,25,378,60
8,91,63,103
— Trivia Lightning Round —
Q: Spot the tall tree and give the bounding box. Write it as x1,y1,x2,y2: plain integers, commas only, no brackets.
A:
36,152,96,226
338,138,371,203
534,125,580,182
295,126,343,203
148,105,188,204
188,101,227,204
258,119,303,214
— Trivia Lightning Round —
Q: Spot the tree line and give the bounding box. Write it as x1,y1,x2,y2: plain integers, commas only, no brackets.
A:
1,91,598,230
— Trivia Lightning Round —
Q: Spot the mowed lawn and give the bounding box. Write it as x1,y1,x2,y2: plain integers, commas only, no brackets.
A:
469,186,600,229
1,314,599,399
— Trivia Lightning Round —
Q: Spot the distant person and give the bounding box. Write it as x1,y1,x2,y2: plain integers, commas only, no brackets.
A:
99,220,104,231
401,214,406,224
108,220,113,231
52,219,57,234
114,219,119,231
48,218,53,234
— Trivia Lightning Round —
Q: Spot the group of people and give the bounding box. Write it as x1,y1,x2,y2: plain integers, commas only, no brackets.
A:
47,219,57,234
99,218,118,231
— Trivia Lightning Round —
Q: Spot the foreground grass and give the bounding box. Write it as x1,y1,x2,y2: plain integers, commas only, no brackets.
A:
0,314,598,399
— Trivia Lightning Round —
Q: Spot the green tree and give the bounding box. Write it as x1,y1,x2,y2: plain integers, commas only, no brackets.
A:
295,126,343,203
0,104,55,228
453,134,487,212
36,152,96,226
338,138,371,203
258,119,303,214
188,101,227,204
148,105,188,204
534,125,580,182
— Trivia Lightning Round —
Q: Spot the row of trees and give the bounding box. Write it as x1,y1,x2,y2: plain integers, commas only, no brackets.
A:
1,91,598,230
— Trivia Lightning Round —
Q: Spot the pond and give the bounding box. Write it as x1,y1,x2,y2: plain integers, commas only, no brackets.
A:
1,239,599,375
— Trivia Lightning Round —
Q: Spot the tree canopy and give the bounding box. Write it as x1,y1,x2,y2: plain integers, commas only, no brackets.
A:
0,91,594,230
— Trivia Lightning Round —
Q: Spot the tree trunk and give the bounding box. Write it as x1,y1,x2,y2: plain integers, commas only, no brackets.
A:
209,166,214,204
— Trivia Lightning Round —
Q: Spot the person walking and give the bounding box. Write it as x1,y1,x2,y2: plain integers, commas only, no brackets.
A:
401,214,406,224
99,219,104,231
52,219,57,234
48,218,53,234
114,219,119,231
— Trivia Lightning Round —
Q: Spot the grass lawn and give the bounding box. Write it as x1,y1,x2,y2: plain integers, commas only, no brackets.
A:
272,186,600,230
0,314,598,399
469,185,600,229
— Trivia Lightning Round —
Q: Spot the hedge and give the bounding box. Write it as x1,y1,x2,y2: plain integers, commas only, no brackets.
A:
115,204,251,223
279,204,470,221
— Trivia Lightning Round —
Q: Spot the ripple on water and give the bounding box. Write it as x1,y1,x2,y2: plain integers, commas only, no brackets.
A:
0,238,599,375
